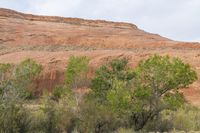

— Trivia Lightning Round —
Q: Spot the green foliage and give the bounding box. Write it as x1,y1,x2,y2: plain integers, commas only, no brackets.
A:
0,55,199,133
172,105,200,131
106,79,132,114
0,63,13,96
78,100,120,133
51,86,69,101
0,59,42,99
91,58,134,103
90,55,197,131
144,105,200,132
14,59,42,99
163,91,185,109
15,59,42,82
0,97,31,133
0,63,12,77
0,59,42,132
134,55,197,91
30,91,78,133
65,56,90,89
131,55,197,130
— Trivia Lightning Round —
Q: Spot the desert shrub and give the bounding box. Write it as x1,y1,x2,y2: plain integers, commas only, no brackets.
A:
143,110,174,132
77,100,120,133
172,105,200,131
30,92,78,133
65,56,90,89
0,63,13,96
51,85,70,101
0,96,31,133
143,105,200,132
0,63,12,79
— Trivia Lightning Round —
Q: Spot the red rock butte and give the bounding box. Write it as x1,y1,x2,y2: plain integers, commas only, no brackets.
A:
1,8,200,106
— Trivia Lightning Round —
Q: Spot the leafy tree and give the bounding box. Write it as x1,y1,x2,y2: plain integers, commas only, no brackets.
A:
91,58,134,103
130,55,197,130
84,58,135,132
14,59,42,99
65,56,90,89
90,55,197,131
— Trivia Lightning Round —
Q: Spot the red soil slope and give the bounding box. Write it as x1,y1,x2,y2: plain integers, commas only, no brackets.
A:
0,8,200,106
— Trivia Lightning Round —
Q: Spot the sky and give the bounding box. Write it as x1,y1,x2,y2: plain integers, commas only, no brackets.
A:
0,0,200,42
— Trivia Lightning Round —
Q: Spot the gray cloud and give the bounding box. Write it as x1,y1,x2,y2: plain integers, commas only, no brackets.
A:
0,0,200,42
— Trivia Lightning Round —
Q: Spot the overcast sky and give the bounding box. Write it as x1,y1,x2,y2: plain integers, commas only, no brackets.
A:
0,0,200,42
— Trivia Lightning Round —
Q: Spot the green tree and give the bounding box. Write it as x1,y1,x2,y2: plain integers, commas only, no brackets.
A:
90,55,197,131
130,55,197,130
0,59,42,99
65,56,90,89
14,59,42,99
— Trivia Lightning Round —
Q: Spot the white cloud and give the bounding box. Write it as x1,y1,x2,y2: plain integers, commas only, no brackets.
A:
0,0,200,42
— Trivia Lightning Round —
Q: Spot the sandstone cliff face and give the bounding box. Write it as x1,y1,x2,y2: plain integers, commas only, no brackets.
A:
0,8,200,106
0,8,173,49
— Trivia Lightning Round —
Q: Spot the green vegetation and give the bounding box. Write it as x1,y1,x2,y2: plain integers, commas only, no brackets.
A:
0,59,42,99
91,58,134,104
0,55,199,132
131,55,197,130
65,56,90,89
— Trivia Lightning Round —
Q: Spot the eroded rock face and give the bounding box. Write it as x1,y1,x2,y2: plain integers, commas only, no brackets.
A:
0,8,174,49
1,8,200,106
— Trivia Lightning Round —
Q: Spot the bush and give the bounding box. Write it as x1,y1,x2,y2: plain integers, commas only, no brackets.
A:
0,97,31,133
51,86,69,101
144,105,200,132
30,93,78,133
78,100,120,133
0,59,42,99
172,105,200,131
14,59,42,99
